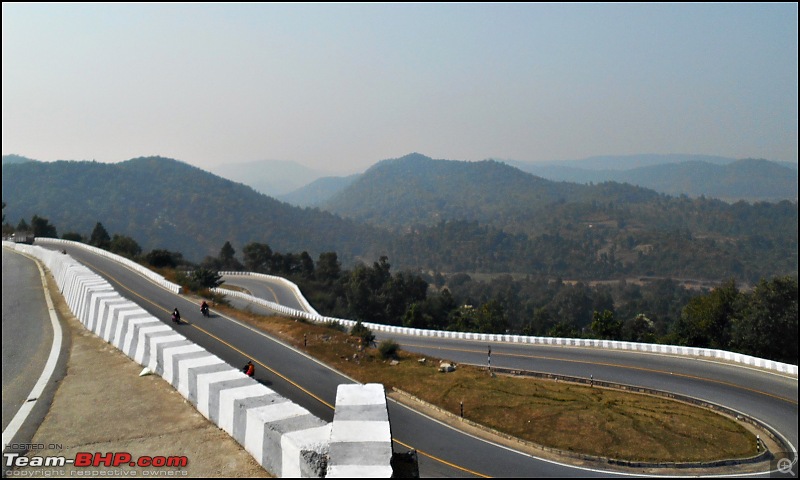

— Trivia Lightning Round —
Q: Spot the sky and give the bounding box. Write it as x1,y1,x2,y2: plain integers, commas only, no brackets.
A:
2,3,798,174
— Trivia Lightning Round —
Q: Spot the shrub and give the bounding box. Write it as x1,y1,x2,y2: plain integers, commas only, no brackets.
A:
378,340,400,359
325,320,346,332
351,321,375,346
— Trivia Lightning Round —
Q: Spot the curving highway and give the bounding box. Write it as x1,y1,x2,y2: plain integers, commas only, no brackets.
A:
35,244,799,477
219,272,799,476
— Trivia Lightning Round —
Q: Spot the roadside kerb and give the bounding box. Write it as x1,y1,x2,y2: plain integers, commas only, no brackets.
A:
327,383,394,478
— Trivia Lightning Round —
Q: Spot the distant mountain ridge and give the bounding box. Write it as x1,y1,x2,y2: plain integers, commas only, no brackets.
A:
1,154,36,165
274,153,797,207
505,155,797,202
523,153,739,170
3,153,796,284
277,174,361,207
209,159,336,197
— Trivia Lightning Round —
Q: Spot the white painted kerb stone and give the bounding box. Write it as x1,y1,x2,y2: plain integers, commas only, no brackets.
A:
327,384,393,478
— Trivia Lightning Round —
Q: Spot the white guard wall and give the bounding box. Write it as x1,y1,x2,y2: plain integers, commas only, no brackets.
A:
6,241,339,477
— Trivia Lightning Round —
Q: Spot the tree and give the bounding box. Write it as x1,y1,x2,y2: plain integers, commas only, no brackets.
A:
402,303,425,329
89,222,111,249
146,249,183,268
242,242,272,273
31,215,58,238
671,279,739,349
623,314,656,343
590,309,622,340
475,300,508,334
548,283,593,331
730,276,798,364
110,234,142,258
16,219,29,232
298,251,315,278
217,241,243,271
445,301,507,334
190,268,224,290
316,252,341,283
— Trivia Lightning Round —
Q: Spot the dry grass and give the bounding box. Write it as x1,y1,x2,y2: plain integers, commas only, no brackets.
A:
215,305,757,462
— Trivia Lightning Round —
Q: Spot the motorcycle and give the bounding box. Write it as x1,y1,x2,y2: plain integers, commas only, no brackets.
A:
200,304,210,317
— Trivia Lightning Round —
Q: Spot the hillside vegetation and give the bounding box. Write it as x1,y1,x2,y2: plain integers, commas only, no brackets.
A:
3,152,797,364
2,153,797,284
2,156,380,263
325,154,796,283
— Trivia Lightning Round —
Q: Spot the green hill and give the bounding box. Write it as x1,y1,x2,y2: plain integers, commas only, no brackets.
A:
2,156,380,263
322,153,797,282
2,154,796,284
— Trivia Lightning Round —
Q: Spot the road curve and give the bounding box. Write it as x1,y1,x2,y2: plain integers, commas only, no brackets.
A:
37,245,798,477
221,272,799,473
2,249,67,460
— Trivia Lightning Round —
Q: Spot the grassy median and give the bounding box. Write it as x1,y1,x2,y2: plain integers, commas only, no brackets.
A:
216,304,757,463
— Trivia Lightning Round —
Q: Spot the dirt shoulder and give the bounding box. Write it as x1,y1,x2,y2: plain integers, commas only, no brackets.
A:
9,274,271,478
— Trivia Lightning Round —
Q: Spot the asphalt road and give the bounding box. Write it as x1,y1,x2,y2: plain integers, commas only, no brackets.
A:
221,270,799,456
36,244,799,477
42,246,615,477
2,247,271,477
1,249,64,451
221,271,799,476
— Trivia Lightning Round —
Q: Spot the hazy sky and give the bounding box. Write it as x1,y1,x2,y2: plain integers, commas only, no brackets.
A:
2,3,797,174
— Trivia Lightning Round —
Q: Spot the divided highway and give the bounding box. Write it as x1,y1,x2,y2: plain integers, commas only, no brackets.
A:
38,244,799,477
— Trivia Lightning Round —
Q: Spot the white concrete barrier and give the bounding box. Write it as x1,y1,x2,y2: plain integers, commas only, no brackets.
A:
218,271,798,377
327,384,393,478
5,242,333,477
35,238,183,294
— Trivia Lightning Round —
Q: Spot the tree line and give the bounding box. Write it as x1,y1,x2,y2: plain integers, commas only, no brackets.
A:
211,240,797,365
4,213,796,365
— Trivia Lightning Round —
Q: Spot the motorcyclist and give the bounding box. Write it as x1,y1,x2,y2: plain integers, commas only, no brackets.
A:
242,360,255,377
200,300,209,317
172,308,181,324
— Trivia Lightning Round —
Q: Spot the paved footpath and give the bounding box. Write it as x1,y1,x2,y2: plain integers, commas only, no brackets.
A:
8,272,271,478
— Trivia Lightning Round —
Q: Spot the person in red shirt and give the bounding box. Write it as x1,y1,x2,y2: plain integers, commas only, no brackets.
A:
243,360,255,377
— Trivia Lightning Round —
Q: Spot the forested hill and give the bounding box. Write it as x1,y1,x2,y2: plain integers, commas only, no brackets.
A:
323,153,797,283
3,154,797,283
324,153,661,233
1,156,381,263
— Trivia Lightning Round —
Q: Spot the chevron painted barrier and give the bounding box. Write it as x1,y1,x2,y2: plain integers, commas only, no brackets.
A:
5,242,333,477
36,238,182,294
327,383,394,478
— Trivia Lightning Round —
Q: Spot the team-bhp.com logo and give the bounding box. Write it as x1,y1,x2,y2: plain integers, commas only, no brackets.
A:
5,452,188,476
